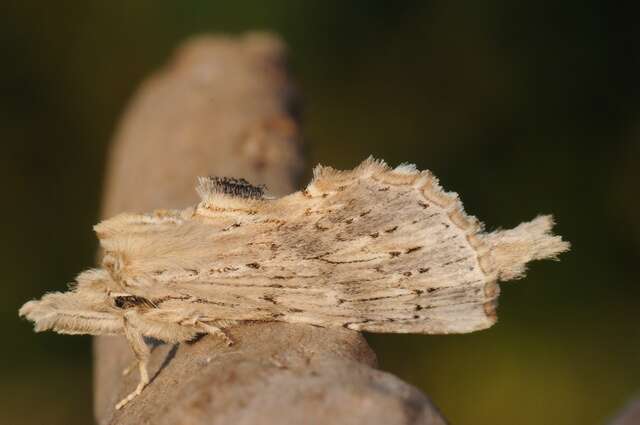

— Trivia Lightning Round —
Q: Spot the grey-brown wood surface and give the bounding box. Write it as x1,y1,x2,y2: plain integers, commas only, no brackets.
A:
93,32,447,425
607,396,640,425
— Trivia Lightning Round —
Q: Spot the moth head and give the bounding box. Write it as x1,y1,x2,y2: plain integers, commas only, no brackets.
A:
102,252,125,279
101,251,146,290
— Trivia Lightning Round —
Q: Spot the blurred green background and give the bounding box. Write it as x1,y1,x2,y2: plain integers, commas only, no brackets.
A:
2,1,639,424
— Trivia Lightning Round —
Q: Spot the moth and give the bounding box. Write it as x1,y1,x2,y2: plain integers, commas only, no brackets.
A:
20,158,569,409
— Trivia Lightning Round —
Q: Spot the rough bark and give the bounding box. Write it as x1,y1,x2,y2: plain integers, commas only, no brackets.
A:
607,396,640,425
94,32,447,425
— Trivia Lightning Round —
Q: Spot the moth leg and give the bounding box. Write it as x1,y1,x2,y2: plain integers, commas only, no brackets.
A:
115,312,150,410
121,361,136,377
197,320,234,346
121,340,160,376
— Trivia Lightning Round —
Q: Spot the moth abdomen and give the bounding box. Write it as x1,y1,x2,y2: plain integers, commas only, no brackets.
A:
197,176,266,199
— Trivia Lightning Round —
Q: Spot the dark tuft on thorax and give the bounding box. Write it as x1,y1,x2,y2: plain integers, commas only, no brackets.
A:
201,176,266,199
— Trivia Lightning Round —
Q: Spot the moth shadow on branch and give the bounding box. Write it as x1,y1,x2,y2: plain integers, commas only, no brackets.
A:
149,343,179,385
146,332,230,386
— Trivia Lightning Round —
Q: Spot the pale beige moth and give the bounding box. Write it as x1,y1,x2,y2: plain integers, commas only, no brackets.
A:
19,158,569,409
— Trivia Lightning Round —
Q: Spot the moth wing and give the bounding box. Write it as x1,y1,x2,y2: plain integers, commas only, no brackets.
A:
94,158,569,334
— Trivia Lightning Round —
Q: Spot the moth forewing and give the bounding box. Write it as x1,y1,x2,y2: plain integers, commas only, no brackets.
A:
19,157,570,409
